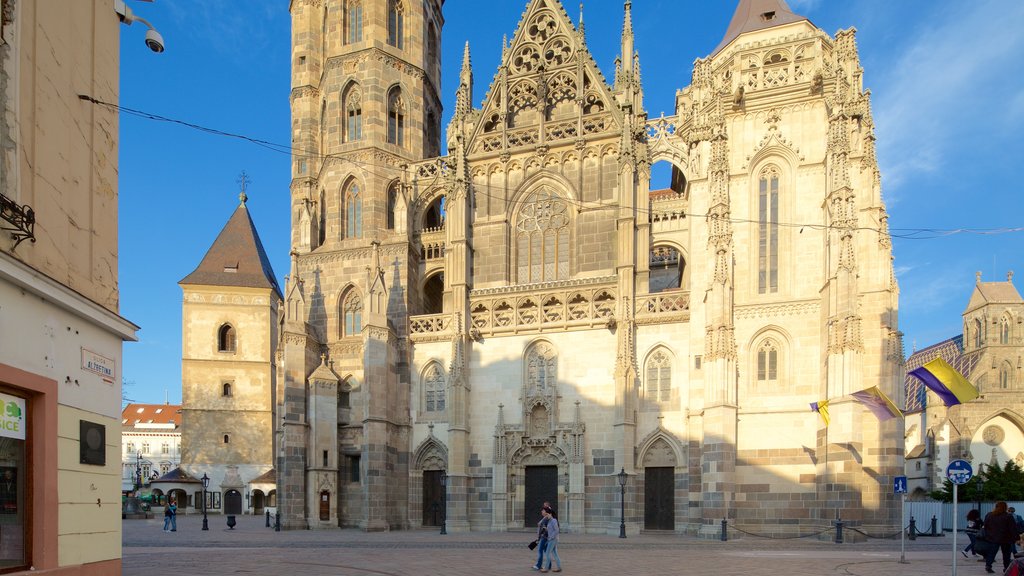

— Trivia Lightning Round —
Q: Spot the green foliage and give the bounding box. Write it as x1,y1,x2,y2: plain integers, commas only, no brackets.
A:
929,460,1024,502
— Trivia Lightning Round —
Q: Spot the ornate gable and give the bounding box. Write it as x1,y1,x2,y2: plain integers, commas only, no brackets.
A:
467,0,621,156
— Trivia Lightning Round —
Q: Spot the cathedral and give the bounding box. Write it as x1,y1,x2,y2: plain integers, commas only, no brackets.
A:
268,0,904,535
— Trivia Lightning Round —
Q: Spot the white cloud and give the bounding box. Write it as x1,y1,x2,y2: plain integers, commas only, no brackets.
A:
872,0,1024,193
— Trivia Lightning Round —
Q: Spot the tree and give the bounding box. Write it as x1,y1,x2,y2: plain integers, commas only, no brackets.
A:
929,460,1024,502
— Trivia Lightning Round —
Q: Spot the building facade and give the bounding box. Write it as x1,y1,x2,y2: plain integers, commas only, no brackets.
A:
276,0,903,535
179,194,280,516
120,403,181,495
905,272,1024,497
0,0,137,572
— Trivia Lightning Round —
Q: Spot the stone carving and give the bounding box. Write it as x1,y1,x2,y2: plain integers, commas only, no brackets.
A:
983,425,1005,447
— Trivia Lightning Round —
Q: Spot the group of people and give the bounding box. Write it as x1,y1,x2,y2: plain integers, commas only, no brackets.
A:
162,500,178,532
963,501,1024,573
531,503,561,573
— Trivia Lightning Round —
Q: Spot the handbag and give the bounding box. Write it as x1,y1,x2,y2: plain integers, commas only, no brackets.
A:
528,540,538,550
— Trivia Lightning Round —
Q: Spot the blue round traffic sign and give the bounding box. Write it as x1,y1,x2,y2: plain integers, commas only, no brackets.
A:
946,459,973,485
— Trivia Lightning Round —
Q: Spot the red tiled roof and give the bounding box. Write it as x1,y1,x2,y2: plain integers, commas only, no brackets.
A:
121,403,182,428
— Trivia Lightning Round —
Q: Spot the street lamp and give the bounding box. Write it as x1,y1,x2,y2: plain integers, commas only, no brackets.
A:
201,473,210,531
617,467,628,539
976,463,986,511
135,452,142,493
439,470,447,535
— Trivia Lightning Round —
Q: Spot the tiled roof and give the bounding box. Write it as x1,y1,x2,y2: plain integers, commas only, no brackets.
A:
713,0,810,56
250,468,276,484
179,199,282,298
903,335,981,412
152,467,201,484
121,403,181,428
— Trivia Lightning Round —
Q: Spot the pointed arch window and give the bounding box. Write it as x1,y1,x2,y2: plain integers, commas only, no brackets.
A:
343,180,363,239
516,189,570,285
344,0,363,44
422,363,446,414
345,87,362,142
342,291,362,338
318,189,326,246
217,324,236,353
387,182,399,230
1000,316,1010,344
320,99,329,156
758,166,780,294
525,342,557,396
756,338,780,387
974,318,983,348
645,349,672,404
387,0,404,49
387,88,405,147
1000,362,1013,389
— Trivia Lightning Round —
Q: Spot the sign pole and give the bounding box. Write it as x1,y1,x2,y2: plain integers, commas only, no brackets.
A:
945,459,973,576
900,491,907,564
952,483,958,576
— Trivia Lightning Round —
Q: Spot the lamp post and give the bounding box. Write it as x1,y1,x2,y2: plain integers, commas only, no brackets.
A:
976,464,985,511
135,451,142,493
201,473,210,531
439,470,447,535
617,467,628,539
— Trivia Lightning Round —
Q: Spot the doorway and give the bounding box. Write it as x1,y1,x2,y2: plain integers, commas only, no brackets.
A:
644,467,674,530
524,466,558,528
319,491,330,521
422,470,445,527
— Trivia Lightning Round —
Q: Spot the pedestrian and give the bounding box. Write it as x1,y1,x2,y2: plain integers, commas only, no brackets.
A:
964,508,982,558
541,506,562,573
1011,506,1024,553
982,501,1018,573
532,502,551,571
163,502,172,531
168,499,177,532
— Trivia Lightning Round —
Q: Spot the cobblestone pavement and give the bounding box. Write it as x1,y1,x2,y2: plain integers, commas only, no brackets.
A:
123,515,992,576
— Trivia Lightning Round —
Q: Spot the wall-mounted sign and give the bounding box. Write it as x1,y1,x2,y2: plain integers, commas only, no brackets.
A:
0,393,25,440
81,348,115,382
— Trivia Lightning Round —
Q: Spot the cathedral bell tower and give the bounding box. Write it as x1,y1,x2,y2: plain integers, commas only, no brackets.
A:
279,0,444,530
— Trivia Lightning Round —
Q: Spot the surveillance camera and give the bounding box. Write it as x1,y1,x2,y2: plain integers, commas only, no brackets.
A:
144,29,165,53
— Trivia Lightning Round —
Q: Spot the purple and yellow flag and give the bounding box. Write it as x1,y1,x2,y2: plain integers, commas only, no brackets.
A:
907,357,979,407
850,386,904,421
810,400,830,427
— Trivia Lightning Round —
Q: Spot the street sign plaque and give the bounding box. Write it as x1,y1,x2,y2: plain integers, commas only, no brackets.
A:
946,459,973,485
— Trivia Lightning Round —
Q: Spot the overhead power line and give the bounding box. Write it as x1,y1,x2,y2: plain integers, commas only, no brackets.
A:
83,94,1024,242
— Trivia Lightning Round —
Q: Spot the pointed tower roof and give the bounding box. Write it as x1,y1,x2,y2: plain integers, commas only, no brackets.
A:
712,0,810,56
179,196,282,298
964,273,1022,314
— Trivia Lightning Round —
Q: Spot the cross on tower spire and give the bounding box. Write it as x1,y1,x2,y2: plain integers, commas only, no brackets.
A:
237,170,251,204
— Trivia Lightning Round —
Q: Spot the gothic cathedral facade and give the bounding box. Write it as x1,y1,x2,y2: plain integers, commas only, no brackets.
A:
277,0,904,535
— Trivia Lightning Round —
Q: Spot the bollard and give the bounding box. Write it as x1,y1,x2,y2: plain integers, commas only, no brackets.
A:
720,519,728,541
834,518,844,544
266,509,270,527
275,511,281,532
908,516,917,540
930,515,937,536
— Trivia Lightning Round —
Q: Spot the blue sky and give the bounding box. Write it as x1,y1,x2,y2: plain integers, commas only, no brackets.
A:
117,0,1024,405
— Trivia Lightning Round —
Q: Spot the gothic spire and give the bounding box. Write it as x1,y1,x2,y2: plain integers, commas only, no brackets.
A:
459,41,473,103
620,1,635,78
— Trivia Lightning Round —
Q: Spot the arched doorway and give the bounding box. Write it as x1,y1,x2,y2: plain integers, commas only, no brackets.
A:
225,489,243,515
252,489,266,514
649,245,685,293
168,488,188,512
422,470,445,527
